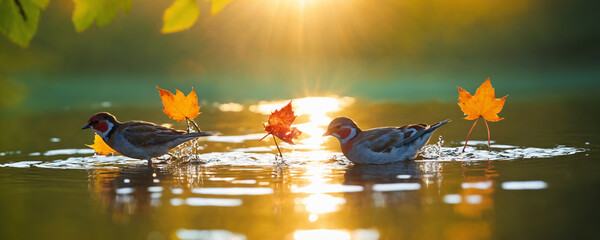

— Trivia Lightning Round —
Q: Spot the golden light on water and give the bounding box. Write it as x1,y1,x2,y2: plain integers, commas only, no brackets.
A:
249,96,355,148
217,102,244,112
293,229,380,240
302,194,346,214
292,165,380,239
248,96,354,116
291,0,321,6
292,166,355,224
293,229,351,240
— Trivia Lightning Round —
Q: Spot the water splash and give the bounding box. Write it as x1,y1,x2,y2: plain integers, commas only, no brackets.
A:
170,138,204,162
418,136,584,162
0,142,586,169
0,155,146,169
419,145,585,162
420,135,444,159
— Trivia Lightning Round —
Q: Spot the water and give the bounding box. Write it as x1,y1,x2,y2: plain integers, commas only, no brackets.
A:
0,98,598,240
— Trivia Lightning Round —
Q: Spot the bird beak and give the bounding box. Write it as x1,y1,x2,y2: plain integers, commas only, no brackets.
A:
81,123,91,130
322,130,332,137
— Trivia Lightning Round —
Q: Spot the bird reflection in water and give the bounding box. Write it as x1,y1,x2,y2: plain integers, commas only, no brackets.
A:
88,166,164,222
85,153,497,240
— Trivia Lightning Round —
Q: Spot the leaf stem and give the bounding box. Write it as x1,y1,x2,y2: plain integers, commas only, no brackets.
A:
462,117,479,153
259,133,271,142
185,117,201,133
273,136,283,158
484,118,491,150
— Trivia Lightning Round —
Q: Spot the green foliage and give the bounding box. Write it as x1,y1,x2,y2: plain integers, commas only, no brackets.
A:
0,0,49,47
72,0,132,32
0,0,235,48
211,0,234,15
161,0,199,34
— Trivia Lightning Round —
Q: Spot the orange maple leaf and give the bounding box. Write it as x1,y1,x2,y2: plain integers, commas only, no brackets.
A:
260,101,302,157
157,86,201,122
457,78,507,152
458,78,507,122
86,134,118,155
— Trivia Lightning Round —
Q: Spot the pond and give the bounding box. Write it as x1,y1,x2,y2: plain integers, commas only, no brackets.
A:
0,96,598,240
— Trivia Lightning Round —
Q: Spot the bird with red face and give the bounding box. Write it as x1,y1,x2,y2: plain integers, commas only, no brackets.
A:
82,112,217,166
323,117,448,164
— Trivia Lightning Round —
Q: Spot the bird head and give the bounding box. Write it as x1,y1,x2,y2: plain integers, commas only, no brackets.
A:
323,117,360,144
82,112,118,140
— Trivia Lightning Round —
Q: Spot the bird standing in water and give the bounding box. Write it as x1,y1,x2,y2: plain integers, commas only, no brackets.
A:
82,112,217,166
323,117,449,164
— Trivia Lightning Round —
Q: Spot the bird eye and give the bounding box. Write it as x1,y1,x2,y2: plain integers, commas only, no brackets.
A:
91,120,99,125
335,125,341,129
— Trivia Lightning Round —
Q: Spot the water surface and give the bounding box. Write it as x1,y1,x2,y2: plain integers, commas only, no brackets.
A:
0,98,598,240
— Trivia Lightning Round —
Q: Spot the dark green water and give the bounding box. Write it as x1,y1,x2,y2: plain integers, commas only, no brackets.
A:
0,96,598,240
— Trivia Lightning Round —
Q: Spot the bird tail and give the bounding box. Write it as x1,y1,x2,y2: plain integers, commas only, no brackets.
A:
188,131,220,138
428,119,450,131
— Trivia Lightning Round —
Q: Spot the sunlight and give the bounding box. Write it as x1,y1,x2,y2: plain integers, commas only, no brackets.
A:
293,229,380,240
293,165,343,221
293,229,351,240
290,0,324,9
217,102,244,112
249,96,355,148
290,165,355,222
301,193,346,214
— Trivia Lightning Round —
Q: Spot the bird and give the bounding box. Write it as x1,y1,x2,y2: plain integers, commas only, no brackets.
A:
81,112,218,166
323,117,449,164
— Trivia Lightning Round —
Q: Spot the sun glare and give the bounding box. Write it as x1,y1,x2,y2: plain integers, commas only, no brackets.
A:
292,166,349,223
249,96,355,148
293,229,351,240
291,0,323,8
302,194,346,214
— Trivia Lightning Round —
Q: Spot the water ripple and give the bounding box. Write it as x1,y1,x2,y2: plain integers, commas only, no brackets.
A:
191,187,274,195
176,229,247,240
501,181,548,190
0,144,586,169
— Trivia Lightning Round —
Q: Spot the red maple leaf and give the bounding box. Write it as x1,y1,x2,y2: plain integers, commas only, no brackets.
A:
260,101,302,157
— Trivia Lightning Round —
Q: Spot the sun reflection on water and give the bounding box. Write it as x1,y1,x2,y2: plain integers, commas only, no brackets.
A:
249,96,355,148
301,194,346,214
293,229,351,240
293,229,380,240
291,164,357,223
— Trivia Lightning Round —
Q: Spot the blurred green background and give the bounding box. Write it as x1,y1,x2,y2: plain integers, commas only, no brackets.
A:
1,0,599,114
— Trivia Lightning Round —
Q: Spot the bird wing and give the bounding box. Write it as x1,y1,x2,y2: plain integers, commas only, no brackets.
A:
121,121,188,146
356,124,433,153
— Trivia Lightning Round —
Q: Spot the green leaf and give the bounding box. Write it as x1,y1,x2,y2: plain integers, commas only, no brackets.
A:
161,0,199,34
0,0,49,47
72,0,132,32
211,0,234,15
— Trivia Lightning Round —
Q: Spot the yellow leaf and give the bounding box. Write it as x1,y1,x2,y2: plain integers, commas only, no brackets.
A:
86,134,118,155
457,78,507,122
157,86,201,122
211,0,234,15
161,0,199,34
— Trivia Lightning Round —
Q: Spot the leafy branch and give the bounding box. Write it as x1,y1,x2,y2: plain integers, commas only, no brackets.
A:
1,0,234,47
